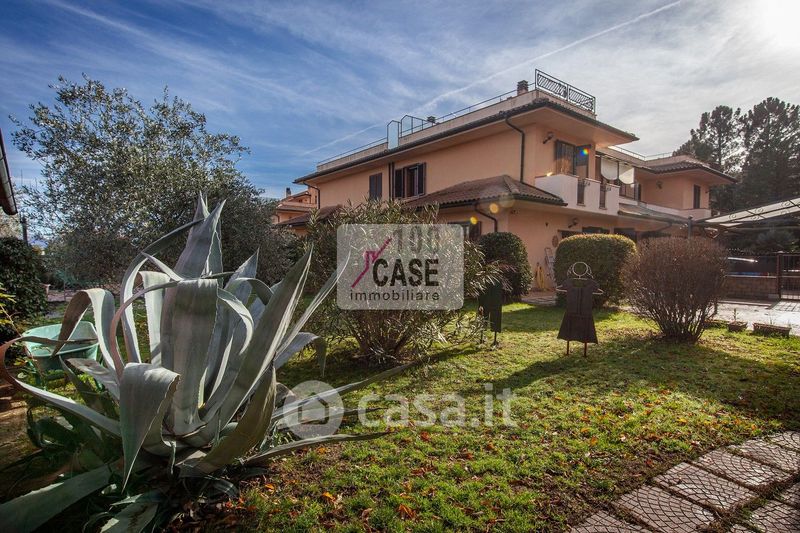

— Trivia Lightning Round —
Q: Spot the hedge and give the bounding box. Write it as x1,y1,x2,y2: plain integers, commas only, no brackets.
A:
554,234,636,306
478,232,533,300
0,238,47,351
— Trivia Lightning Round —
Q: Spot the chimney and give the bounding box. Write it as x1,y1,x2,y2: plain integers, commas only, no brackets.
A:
285,187,291,198
517,80,529,96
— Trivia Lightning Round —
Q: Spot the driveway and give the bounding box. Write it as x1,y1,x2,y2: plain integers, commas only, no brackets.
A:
714,299,800,335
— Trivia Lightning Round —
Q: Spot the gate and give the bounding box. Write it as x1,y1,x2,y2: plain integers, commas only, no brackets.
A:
778,253,800,300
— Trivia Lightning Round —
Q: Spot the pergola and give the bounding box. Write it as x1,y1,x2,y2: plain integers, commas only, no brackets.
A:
694,197,800,235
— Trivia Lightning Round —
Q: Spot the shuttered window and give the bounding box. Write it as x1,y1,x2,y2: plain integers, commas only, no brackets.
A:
392,163,426,198
693,185,701,208
369,173,382,200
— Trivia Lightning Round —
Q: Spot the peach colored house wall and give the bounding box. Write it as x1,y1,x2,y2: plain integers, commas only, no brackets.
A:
639,176,709,210
314,123,600,207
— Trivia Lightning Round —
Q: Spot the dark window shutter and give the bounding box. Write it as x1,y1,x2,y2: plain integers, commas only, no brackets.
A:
394,169,404,198
419,163,426,195
468,221,481,241
369,173,382,200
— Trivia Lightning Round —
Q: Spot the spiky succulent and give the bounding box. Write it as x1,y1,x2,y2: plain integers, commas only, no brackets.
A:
0,196,403,532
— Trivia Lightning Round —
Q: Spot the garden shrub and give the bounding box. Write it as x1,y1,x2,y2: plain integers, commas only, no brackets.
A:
478,232,532,301
623,237,727,342
554,234,636,306
305,201,499,363
0,238,46,320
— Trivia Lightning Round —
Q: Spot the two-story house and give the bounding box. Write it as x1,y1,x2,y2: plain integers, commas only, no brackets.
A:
277,70,734,287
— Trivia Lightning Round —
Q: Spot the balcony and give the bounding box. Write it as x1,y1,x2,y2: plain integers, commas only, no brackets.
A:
618,198,711,220
535,174,619,215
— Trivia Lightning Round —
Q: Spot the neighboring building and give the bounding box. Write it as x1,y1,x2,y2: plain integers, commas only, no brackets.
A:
277,70,734,286
273,186,318,226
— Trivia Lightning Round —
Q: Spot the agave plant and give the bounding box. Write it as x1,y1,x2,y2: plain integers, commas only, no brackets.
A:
0,196,405,532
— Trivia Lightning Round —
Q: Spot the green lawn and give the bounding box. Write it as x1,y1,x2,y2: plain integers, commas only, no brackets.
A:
229,304,800,532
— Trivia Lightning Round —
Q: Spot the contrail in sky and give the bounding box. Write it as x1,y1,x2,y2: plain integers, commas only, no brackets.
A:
301,0,684,157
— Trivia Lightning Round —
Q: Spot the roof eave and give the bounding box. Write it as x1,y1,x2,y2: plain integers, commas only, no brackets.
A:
0,129,17,216
295,100,637,184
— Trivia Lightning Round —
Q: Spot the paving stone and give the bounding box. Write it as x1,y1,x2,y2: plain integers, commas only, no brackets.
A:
570,510,649,532
614,485,716,533
729,439,800,473
727,525,751,532
653,462,758,513
749,499,800,532
776,483,800,509
691,449,792,490
767,431,800,452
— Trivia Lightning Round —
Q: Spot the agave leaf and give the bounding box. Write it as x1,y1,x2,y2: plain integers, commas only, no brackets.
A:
274,333,326,374
244,433,387,466
197,248,312,443
276,257,345,358
60,359,116,415
119,363,180,488
67,357,120,400
136,271,171,365
54,289,119,371
141,253,183,282
208,222,224,276
187,366,276,475
273,362,413,423
100,501,159,533
203,253,259,394
173,201,224,278
120,216,205,366
164,279,219,435
204,288,255,399
0,337,121,437
0,464,112,533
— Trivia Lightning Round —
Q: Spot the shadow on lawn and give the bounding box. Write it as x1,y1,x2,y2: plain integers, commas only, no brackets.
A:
492,333,800,426
499,303,619,333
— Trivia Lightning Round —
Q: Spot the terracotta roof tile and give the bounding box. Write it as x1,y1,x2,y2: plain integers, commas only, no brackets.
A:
403,175,564,208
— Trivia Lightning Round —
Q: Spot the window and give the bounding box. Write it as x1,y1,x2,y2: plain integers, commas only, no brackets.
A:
368,173,382,200
452,221,482,241
582,226,610,234
555,141,590,178
693,185,701,209
577,179,586,205
392,163,426,198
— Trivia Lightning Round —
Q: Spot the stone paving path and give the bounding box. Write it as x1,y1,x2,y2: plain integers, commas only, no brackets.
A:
571,431,800,532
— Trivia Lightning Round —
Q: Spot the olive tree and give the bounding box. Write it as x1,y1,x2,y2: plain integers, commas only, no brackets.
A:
12,76,294,284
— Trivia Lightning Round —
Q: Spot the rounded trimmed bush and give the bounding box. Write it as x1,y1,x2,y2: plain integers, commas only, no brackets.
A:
554,234,636,306
478,232,533,301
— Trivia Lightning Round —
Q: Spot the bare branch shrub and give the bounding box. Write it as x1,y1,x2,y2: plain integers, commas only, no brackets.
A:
623,237,727,342
305,201,500,364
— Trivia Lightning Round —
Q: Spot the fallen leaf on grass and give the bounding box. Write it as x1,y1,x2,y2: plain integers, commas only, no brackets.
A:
397,503,417,519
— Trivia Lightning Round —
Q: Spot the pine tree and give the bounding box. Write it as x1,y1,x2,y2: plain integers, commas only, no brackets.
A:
739,97,800,206
675,105,742,211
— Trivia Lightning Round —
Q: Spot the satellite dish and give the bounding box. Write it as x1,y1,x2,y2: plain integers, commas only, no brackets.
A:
618,163,635,185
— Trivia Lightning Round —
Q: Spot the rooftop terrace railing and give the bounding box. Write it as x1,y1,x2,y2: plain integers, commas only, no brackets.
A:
316,70,597,166
609,145,676,161
534,70,595,114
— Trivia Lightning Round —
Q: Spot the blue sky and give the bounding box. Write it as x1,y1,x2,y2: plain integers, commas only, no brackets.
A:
2,0,799,200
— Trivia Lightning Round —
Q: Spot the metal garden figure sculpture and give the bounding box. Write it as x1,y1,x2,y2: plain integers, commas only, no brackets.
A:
556,262,603,356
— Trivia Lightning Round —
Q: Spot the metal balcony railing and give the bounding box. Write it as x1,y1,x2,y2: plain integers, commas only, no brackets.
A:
534,70,595,113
